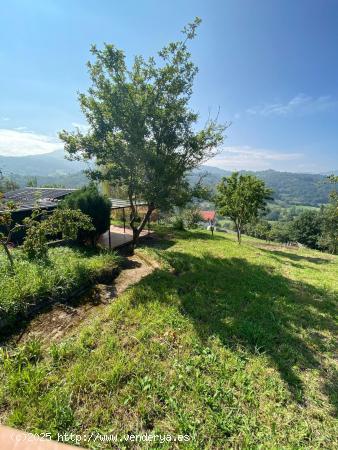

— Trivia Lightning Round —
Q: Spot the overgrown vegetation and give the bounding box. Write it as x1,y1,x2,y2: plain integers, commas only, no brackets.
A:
0,229,336,449
244,175,338,253
167,207,203,231
0,246,118,326
22,208,94,259
61,185,111,245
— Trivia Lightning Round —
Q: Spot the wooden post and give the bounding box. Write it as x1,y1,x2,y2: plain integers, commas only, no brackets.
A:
123,208,126,233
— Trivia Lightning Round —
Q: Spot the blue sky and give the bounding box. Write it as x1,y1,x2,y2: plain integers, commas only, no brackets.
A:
0,0,337,172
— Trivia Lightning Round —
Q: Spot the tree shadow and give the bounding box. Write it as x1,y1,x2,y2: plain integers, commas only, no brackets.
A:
259,248,333,265
175,230,225,241
137,234,176,251
134,250,337,412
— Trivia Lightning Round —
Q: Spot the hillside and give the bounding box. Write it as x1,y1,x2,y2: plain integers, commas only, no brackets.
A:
191,166,333,206
0,149,88,176
1,229,337,449
4,171,89,189
0,150,334,205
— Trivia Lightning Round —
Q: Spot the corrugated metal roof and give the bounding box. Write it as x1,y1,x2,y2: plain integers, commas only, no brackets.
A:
0,189,147,212
110,198,147,209
1,188,76,211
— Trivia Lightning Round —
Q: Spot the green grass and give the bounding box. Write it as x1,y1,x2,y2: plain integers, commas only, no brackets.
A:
0,246,119,324
0,229,337,449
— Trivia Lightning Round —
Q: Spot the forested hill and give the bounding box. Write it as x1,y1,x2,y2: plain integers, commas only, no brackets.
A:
0,150,334,206
0,150,88,176
190,166,334,206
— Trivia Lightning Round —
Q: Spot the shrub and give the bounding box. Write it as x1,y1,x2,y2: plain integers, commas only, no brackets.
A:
289,210,322,249
183,207,202,229
269,222,292,243
62,185,111,245
244,220,272,240
22,208,94,259
0,246,119,324
170,215,185,230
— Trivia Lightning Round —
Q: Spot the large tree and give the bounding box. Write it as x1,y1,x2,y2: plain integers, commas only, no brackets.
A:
60,18,225,250
216,172,272,243
318,175,338,254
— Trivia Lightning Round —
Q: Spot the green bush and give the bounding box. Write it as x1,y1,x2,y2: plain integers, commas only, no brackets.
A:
183,207,202,229
269,222,292,243
22,208,93,260
170,215,185,230
244,220,272,241
289,210,322,249
62,185,111,245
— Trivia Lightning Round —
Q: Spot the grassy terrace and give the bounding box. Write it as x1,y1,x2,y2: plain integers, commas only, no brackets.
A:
0,246,119,327
0,229,337,448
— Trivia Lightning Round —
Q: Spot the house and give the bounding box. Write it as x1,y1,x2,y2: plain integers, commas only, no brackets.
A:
200,210,216,223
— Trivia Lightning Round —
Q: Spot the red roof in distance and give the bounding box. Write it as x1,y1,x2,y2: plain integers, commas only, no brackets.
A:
200,210,216,221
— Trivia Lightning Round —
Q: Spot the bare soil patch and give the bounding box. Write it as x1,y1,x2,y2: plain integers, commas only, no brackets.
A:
11,253,159,346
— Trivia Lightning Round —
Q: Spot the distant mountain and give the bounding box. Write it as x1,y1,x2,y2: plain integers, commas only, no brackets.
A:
5,172,89,189
190,167,333,206
320,170,338,176
0,150,88,176
0,151,334,206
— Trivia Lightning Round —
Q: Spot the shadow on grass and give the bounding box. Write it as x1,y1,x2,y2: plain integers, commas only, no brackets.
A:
174,230,226,241
135,250,337,412
259,248,332,265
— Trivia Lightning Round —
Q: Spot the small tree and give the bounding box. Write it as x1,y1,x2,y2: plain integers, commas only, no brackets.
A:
318,175,338,254
0,171,19,193
22,208,94,259
59,18,225,251
27,177,38,187
61,185,111,245
216,172,272,243
290,210,322,249
183,207,203,229
0,201,21,272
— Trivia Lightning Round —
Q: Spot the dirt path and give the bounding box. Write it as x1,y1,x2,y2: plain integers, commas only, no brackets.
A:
13,253,159,346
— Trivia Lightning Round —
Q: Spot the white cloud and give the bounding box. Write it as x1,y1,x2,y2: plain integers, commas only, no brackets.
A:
210,145,303,171
1,117,10,121
14,126,28,131
247,94,338,116
0,129,63,156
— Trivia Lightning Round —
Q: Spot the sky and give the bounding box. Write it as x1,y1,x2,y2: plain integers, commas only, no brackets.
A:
0,0,337,173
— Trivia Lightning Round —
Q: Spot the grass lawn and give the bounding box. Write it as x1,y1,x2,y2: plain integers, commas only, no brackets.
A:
0,229,337,448
0,246,119,326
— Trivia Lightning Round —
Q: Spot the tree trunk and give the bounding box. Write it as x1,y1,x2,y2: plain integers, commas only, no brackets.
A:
2,242,14,273
236,225,241,244
129,203,155,254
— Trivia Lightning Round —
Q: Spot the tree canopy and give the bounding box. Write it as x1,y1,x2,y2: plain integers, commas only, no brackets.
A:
59,18,225,249
216,172,272,243
61,184,111,245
